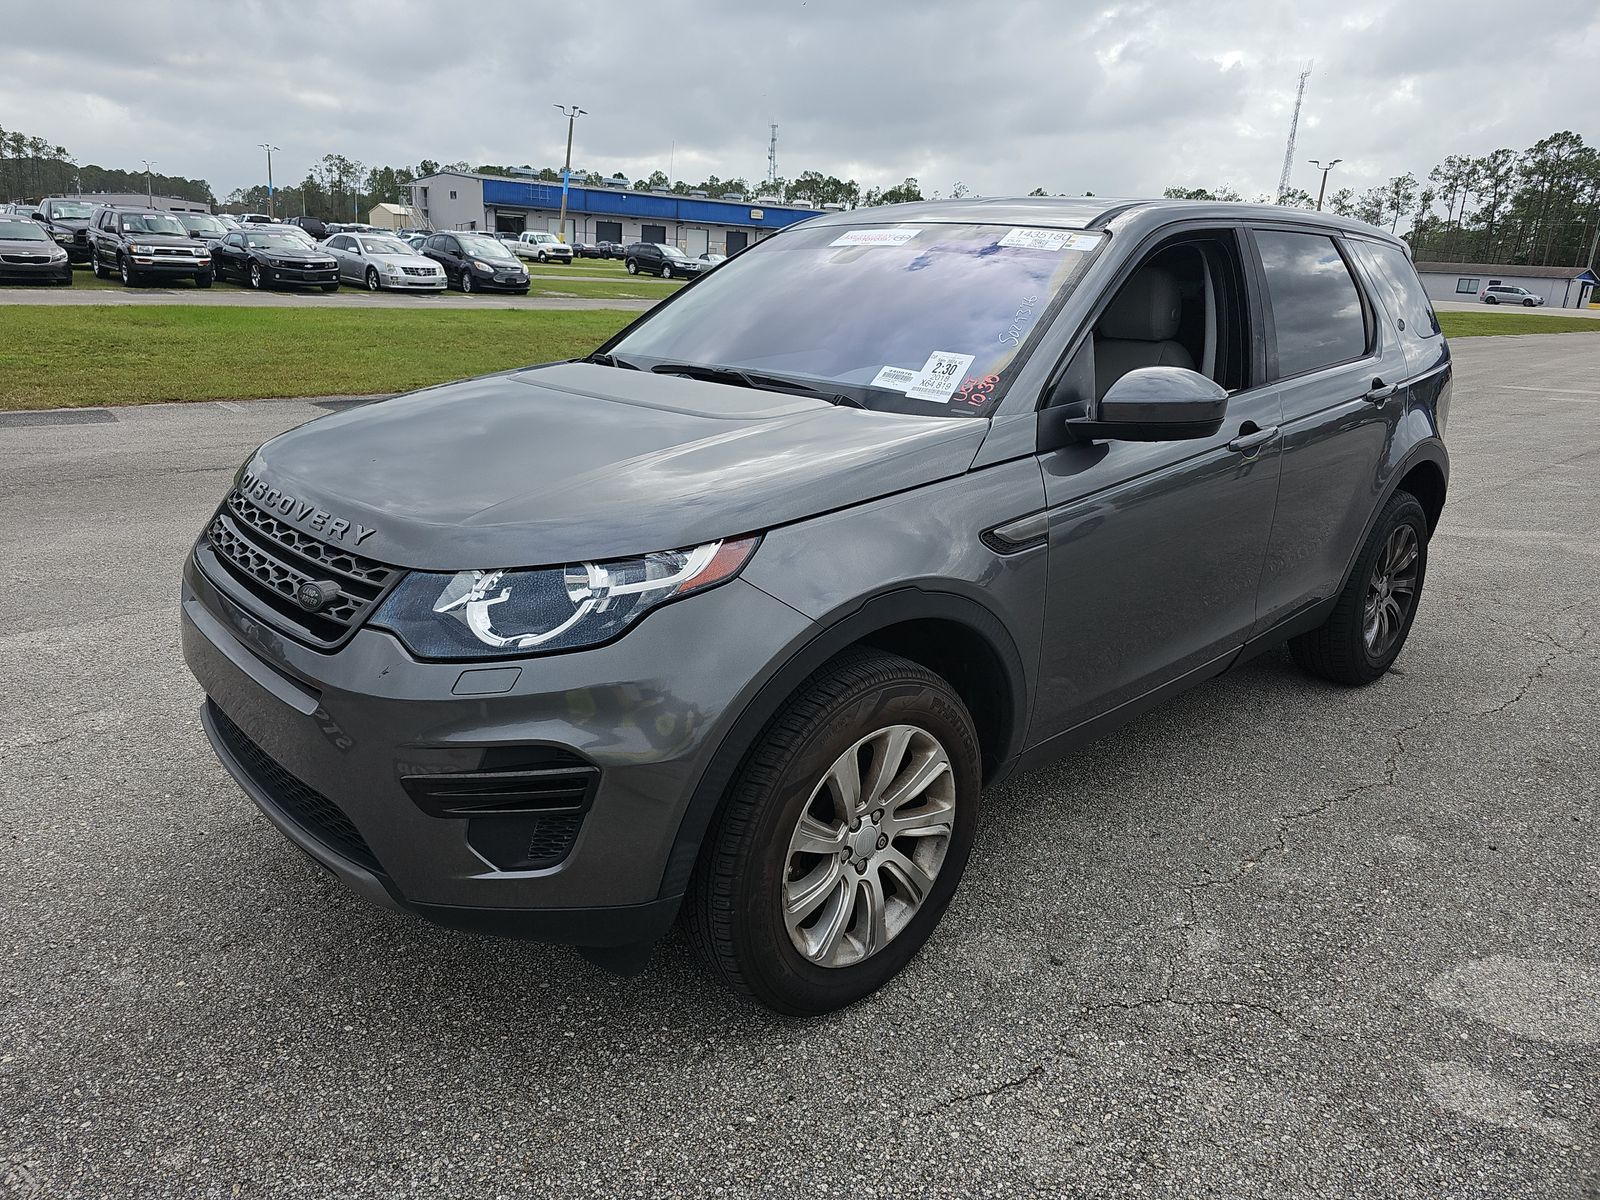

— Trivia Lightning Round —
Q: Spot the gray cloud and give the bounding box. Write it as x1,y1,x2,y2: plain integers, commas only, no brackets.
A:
2,0,1596,203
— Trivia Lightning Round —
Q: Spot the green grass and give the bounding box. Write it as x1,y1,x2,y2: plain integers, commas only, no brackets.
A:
39,266,675,301
1435,310,1600,337
0,306,636,410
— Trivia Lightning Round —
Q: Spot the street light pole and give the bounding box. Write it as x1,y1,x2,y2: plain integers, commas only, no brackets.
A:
141,160,157,206
553,104,586,243
1308,157,1342,211
259,143,281,218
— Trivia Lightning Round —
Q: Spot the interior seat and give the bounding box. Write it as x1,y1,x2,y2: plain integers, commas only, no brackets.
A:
1093,266,1195,399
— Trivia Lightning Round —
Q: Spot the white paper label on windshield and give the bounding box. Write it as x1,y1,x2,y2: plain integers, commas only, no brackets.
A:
998,228,1104,252
870,365,920,391
904,351,976,403
830,227,922,247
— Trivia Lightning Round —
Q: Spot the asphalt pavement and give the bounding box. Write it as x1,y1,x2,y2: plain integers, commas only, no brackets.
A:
1,336,1597,1198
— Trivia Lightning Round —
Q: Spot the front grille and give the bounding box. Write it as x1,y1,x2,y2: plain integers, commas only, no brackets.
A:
522,815,583,868
401,266,436,277
208,701,383,875
203,489,401,648
0,254,50,264
153,247,201,258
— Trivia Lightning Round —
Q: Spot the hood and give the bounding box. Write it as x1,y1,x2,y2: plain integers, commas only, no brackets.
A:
241,362,989,570
369,251,435,268
262,246,332,261
47,217,90,230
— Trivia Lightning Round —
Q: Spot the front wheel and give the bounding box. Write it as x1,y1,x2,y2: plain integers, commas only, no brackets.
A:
92,255,106,279
320,282,338,292
118,256,135,286
686,650,981,1016
1289,490,1429,685
248,262,266,290
459,270,474,293
537,251,548,263
1523,299,1537,307
194,272,212,288
626,259,638,275
366,267,381,292
661,264,673,279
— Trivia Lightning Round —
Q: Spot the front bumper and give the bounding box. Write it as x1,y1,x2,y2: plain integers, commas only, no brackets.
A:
0,259,72,283
129,253,211,275
263,263,338,286
180,550,811,945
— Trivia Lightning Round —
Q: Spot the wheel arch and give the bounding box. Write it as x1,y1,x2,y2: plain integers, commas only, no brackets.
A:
1334,438,1449,599
655,587,1028,901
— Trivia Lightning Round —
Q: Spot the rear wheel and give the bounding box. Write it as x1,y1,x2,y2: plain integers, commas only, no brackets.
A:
1289,490,1429,686
686,650,981,1016
1485,296,1499,304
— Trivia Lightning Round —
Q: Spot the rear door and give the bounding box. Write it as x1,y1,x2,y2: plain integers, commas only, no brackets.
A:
1248,225,1411,631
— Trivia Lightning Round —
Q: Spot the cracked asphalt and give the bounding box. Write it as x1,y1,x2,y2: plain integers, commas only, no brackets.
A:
2,335,1597,1198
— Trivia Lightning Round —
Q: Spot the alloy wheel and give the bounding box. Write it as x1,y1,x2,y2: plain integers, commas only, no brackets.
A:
1364,523,1419,657
249,263,263,289
461,270,473,293
781,724,955,969
366,267,380,292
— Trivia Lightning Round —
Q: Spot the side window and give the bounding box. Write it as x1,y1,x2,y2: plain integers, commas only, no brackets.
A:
1455,277,1478,294
1349,239,1441,340
1255,230,1369,379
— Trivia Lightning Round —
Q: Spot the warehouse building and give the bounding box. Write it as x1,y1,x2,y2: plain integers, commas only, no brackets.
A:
39,192,212,215
408,170,822,256
1414,260,1597,310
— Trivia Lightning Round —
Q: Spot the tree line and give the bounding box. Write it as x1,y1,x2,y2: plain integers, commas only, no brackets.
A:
0,125,213,205
1165,130,1599,266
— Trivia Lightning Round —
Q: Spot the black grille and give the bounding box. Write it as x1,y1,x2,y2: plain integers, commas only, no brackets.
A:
208,702,383,875
1,254,50,264
522,815,583,868
203,490,401,648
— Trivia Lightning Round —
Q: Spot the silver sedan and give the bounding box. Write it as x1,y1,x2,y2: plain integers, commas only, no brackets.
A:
323,232,447,292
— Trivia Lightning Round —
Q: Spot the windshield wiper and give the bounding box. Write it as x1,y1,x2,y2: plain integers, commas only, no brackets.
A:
583,351,641,370
648,362,862,408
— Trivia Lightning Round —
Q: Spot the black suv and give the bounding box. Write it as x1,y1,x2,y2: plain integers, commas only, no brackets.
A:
624,242,709,279
28,197,98,263
88,206,213,286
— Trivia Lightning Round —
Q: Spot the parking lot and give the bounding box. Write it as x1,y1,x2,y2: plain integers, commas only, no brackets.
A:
1,334,1596,1197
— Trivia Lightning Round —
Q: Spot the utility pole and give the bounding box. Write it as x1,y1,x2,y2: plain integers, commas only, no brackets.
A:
259,143,280,218
1308,158,1342,211
141,159,157,206
768,122,778,188
553,105,586,243
1276,62,1313,203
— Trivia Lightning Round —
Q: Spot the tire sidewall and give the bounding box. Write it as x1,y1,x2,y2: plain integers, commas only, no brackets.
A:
726,673,981,1015
1350,494,1429,677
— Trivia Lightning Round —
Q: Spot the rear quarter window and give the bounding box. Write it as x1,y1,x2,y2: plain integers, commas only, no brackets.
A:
1255,229,1369,378
1349,239,1441,340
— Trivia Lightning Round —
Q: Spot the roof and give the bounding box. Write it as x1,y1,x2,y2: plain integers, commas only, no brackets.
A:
412,169,822,218
1414,260,1597,281
370,202,414,215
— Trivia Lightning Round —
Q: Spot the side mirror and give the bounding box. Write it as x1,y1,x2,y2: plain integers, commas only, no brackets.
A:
1054,367,1228,444
29,211,44,221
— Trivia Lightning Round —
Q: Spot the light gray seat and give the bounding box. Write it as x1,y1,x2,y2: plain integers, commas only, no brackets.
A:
1093,266,1194,399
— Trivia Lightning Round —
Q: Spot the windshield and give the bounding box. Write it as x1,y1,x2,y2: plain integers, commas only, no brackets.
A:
121,212,186,236
459,235,516,261
606,221,1105,416
0,219,49,241
360,236,411,255
530,232,557,243
47,202,94,219
178,214,226,235
244,233,307,250
658,244,688,258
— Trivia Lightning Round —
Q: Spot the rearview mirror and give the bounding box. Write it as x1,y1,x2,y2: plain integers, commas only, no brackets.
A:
1058,367,1228,444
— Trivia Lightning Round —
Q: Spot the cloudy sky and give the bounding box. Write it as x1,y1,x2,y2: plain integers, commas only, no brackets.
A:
3,0,1597,203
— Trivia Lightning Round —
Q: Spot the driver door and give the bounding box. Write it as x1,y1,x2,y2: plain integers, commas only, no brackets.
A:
1028,227,1284,745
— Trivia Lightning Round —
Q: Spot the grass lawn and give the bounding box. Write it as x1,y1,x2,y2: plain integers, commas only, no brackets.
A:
0,306,636,410
40,267,676,301
1434,310,1600,337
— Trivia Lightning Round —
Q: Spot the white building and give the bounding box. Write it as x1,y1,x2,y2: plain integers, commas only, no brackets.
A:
407,170,823,255
367,202,421,230
1415,261,1597,309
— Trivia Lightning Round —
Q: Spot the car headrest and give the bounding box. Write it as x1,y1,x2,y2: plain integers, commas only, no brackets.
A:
1099,266,1183,342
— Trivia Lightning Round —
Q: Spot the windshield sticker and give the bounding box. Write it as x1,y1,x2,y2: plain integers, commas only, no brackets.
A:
830,227,922,247
998,228,1104,252
998,294,1039,347
954,375,1001,406
870,365,920,391
904,351,977,403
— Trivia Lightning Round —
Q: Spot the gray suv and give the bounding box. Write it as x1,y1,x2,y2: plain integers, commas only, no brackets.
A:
181,198,1451,1015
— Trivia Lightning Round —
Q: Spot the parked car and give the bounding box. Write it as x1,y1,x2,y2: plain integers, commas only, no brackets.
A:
625,242,708,279
1479,284,1544,307
88,205,212,286
0,214,72,284
239,213,277,225
571,241,599,258
180,198,1450,1016
516,230,575,264
324,232,446,292
175,212,231,248
211,228,338,290
217,214,242,231
418,230,530,293
287,216,329,241
403,234,430,252
28,197,98,263
593,241,626,259
699,252,727,265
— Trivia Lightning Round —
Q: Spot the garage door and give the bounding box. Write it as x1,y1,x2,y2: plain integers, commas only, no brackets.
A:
596,220,622,244
726,230,749,254
685,228,709,256
642,224,667,244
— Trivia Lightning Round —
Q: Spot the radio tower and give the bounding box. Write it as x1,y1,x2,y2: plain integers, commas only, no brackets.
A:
1276,62,1313,203
767,123,778,187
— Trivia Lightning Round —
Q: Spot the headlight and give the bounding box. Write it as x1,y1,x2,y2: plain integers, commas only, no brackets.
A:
52,231,71,243
472,259,493,272
129,242,154,254
371,537,760,659
50,249,67,262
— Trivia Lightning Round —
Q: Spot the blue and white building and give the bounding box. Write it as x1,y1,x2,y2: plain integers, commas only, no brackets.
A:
408,170,823,256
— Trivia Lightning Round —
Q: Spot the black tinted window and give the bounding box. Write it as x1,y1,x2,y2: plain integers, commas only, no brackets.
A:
1350,239,1440,340
1256,230,1368,378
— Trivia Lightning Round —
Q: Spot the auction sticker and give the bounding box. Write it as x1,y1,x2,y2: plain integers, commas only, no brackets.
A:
998,228,1104,252
830,227,922,247
904,351,976,402
870,365,920,391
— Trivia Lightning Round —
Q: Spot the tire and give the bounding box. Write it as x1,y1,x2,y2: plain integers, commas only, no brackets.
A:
92,255,106,279
1485,296,1498,304
626,259,638,275
1523,298,1536,307
661,264,673,279
118,255,135,286
321,282,338,292
195,272,212,288
366,267,381,292
686,650,981,1016
248,262,266,290
537,251,548,263
460,270,474,293
1288,490,1429,686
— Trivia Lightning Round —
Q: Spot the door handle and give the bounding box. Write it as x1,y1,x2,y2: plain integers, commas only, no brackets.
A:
1365,378,1397,403
1227,425,1279,454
